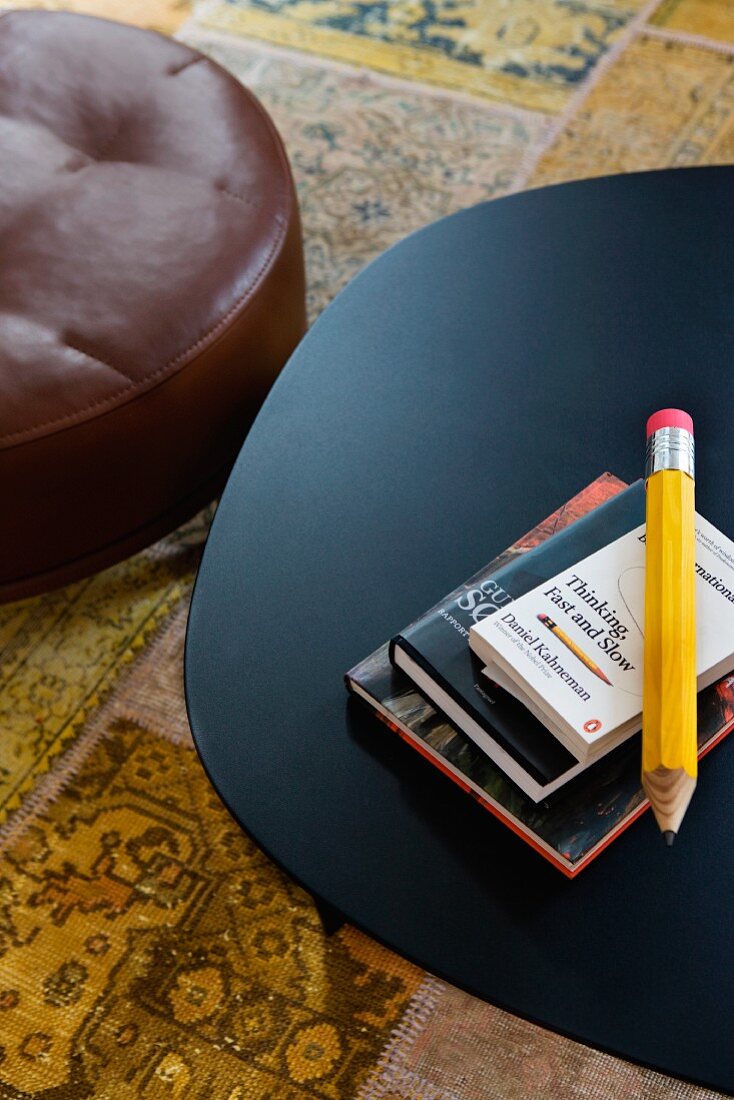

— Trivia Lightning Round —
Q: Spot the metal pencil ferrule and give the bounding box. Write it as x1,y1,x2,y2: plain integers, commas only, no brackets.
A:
645,426,695,480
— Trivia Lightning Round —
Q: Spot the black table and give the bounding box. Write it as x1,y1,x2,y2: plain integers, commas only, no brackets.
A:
185,167,734,1093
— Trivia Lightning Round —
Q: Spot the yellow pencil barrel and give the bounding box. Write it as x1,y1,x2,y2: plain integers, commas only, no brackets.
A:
643,468,697,778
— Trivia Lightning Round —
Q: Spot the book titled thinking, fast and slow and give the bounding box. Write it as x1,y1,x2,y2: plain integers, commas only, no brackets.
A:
345,474,734,877
470,507,734,764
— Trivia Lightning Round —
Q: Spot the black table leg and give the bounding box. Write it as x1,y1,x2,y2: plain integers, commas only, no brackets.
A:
313,894,346,936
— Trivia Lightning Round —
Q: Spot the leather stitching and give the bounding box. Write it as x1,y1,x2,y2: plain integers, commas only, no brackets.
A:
168,215,287,368
1,213,289,448
194,51,292,210
216,189,286,229
168,56,205,78
64,339,135,382
217,187,260,210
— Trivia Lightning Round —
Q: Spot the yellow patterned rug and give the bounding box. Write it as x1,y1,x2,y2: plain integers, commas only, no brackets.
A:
0,583,422,1096
194,0,653,112
3,1,734,1097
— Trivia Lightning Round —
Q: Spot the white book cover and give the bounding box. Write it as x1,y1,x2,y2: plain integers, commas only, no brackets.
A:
470,515,734,761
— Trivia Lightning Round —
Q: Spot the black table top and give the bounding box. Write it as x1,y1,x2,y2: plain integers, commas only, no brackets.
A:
185,167,734,1093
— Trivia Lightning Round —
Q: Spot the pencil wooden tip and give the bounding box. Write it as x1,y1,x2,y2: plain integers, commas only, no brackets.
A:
643,767,696,837
663,830,676,847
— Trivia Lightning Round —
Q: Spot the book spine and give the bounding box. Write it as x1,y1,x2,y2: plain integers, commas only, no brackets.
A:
371,708,574,878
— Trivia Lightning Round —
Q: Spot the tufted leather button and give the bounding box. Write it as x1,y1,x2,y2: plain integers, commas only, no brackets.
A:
0,10,307,600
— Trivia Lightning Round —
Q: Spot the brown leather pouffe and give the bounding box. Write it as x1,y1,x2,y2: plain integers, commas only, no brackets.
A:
0,10,306,602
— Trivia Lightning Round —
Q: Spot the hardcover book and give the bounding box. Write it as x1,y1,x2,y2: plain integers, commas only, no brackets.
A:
345,476,734,876
389,478,645,800
470,510,734,763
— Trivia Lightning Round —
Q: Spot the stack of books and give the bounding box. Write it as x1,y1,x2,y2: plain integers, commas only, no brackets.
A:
345,474,734,876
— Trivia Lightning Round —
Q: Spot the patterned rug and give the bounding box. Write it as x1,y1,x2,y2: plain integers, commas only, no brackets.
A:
2,1,734,1096
194,0,654,112
0,0,191,33
0,534,423,1097
179,28,550,323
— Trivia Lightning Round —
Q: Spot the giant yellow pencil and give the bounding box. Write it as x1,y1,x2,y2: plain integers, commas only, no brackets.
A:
643,409,697,846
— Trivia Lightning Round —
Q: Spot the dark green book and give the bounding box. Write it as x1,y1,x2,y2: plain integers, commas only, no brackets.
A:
390,480,644,800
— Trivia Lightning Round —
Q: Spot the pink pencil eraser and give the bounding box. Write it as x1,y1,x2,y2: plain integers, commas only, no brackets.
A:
646,408,694,438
